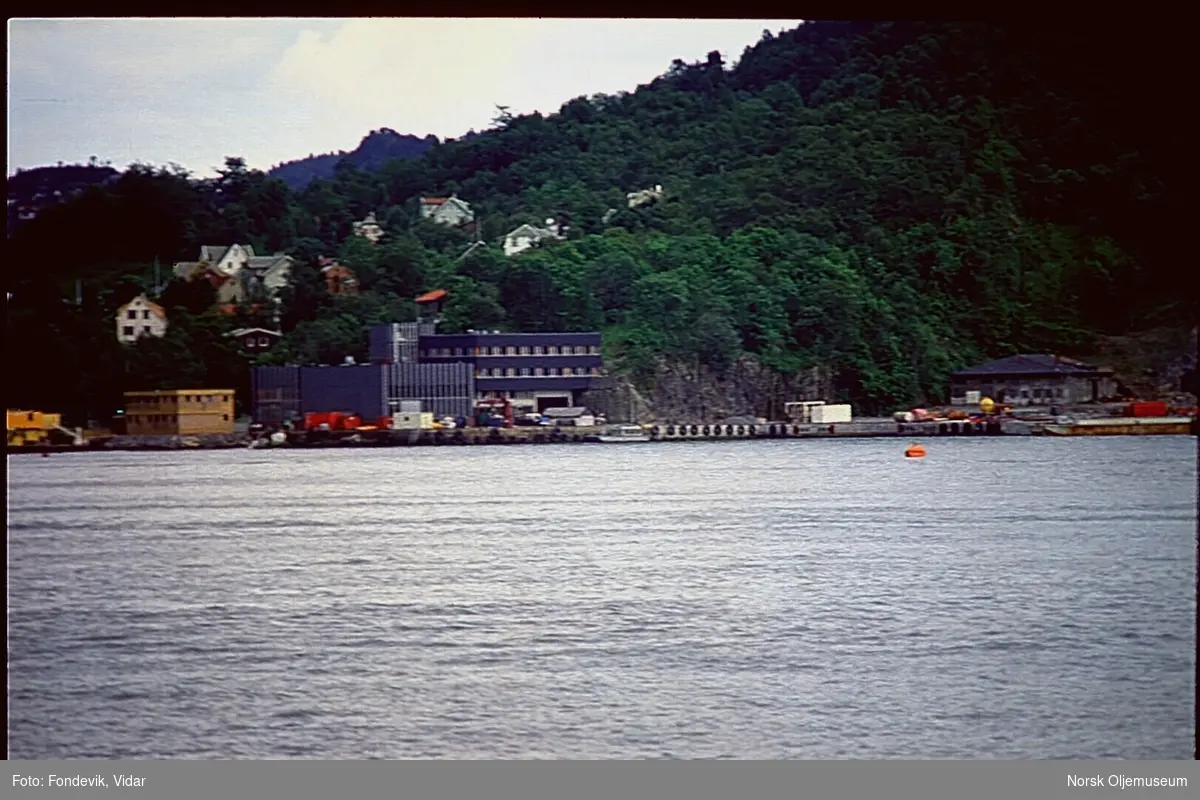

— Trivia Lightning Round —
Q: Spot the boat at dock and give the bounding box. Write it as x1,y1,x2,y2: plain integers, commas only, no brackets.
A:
1035,416,1194,436
597,424,651,443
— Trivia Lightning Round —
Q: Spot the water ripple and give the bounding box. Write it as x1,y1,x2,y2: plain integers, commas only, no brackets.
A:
7,436,1197,759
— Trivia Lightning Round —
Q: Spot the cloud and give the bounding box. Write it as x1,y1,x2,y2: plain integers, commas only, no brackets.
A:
264,18,799,143
8,18,801,177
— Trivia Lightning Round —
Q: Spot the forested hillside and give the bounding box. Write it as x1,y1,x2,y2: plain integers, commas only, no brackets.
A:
6,21,1189,424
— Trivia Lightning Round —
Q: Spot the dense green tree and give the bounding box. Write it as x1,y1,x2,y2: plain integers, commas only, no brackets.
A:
5,21,1185,424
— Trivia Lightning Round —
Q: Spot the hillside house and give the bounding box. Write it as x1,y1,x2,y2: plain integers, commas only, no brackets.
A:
352,212,385,243
229,327,282,353
419,194,475,230
503,219,565,257
627,185,664,209
116,294,169,344
318,257,359,294
173,245,293,308
950,354,1118,407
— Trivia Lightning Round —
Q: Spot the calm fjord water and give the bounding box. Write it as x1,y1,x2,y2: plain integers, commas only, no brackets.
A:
8,437,1197,759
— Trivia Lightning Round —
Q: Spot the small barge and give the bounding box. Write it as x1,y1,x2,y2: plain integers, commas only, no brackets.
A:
598,424,651,443
1034,416,1194,436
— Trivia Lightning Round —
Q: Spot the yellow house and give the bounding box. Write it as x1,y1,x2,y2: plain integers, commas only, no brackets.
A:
124,390,236,436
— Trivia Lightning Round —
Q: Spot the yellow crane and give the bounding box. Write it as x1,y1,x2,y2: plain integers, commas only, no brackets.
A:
7,410,83,446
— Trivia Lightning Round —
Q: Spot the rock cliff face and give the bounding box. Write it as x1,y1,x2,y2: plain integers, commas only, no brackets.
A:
583,356,838,424
1082,326,1198,405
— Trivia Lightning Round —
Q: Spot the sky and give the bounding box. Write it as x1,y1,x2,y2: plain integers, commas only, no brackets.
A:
8,18,802,179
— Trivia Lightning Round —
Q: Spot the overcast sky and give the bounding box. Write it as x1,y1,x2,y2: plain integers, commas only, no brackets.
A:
7,18,802,179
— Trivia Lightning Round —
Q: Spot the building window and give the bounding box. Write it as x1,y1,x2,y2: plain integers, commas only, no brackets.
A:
223,395,230,402
491,346,502,355
547,346,558,355
1056,388,1064,398
258,337,269,346
520,367,530,376
505,346,516,355
562,367,573,376
143,326,151,334
589,345,600,355
1033,389,1042,399
126,310,137,319
505,368,516,377
534,346,544,355
223,414,229,421
142,310,150,319
1020,389,1029,398
592,367,601,375
123,326,134,336
534,367,544,376
548,367,559,376
519,346,530,355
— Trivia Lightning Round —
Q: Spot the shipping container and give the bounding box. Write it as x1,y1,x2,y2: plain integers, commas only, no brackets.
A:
1127,401,1168,417
399,399,422,413
811,404,853,424
393,412,435,430
304,412,331,431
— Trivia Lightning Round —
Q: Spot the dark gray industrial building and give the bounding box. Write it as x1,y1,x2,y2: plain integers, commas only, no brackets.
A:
251,303,604,424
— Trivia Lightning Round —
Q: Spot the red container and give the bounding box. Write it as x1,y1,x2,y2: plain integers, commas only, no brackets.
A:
1128,401,1168,418
343,415,362,430
376,416,394,429
304,412,331,431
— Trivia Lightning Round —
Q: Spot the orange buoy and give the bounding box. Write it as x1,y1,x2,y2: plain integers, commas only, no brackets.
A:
904,443,926,458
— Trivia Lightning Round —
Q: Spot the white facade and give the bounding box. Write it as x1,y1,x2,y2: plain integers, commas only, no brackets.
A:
502,220,564,257
116,294,169,344
420,195,475,227
353,212,385,243
627,185,664,208
173,244,293,306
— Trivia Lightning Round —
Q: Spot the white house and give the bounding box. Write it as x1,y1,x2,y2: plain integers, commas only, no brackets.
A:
626,184,664,208
116,294,169,344
353,212,385,243
502,219,565,257
419,194,475,228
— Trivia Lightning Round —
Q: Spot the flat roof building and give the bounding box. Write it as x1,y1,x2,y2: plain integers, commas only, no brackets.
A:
124,389,236,435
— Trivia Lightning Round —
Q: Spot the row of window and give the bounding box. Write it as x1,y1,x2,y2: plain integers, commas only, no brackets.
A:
128,395,231,405
476,366,601,378
972,387,1065,399
122,326,154,336
126,309,154,320
131,413,231,423
423,344,600,357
